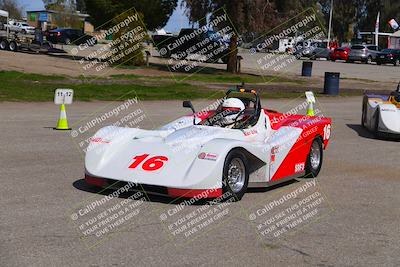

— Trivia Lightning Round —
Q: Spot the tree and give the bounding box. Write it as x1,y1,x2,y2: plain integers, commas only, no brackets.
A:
0,0,23,19
183,0,322,73
181,0,211,27
83,0,178,30
319,0,359,44
42,0,82,28
357,0,400,32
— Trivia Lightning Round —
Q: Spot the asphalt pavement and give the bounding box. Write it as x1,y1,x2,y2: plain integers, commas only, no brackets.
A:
1,97,399,266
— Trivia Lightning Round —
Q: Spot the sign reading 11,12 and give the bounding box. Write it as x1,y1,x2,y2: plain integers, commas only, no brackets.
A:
54,89,74,105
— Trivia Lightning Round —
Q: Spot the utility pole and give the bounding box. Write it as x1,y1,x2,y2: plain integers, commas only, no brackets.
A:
327,0,334,49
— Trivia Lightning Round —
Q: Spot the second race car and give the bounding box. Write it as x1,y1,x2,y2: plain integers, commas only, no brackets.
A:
362,82,400,137
85,87,332,201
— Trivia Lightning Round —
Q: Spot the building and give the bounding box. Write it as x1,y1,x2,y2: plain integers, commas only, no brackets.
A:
388,30,400,49
26,10,94,33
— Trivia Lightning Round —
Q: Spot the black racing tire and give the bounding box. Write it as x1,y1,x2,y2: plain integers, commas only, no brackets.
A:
0,39,8,50
377,61,382,65
304,137,323,178
394,59,399,66
361,96,367,127
374,109,381,138
8,41,18,52
222,149,249,201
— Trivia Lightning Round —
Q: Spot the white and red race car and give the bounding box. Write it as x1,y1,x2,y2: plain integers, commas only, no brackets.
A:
85,88,332,201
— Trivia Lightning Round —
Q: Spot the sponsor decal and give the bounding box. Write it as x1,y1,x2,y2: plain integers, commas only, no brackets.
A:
381,108,395,112
295,163,305,173
270,146,279,163
90,137,111,144
243,129,258,136
198,152,218,161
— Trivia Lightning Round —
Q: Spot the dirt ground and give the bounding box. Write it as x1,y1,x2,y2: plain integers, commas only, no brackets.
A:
0,47,398,92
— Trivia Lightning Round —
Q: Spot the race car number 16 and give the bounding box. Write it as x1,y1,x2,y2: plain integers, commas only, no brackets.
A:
128,154,168,171
323,124,331,140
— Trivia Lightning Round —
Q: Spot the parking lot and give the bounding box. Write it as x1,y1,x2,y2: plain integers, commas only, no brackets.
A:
1,97,399,266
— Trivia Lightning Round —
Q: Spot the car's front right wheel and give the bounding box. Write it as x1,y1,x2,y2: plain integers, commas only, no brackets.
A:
222,149,249,201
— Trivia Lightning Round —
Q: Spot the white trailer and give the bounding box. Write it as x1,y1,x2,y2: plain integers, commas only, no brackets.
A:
0,10,53,53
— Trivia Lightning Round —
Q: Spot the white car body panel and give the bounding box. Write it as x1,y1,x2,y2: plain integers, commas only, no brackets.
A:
364,96,400,134
85,110,302,190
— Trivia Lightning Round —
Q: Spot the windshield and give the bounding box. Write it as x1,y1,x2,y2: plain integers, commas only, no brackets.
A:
198,94,258,129
351,45,365,50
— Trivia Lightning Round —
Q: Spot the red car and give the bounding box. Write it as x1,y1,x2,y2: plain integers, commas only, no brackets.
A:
329,47,350,61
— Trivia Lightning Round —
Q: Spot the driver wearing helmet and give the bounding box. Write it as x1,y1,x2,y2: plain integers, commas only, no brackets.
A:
390,90,400,108
218,98,246,128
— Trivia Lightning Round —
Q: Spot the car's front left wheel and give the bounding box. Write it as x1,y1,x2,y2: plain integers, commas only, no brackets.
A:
222,149,249,201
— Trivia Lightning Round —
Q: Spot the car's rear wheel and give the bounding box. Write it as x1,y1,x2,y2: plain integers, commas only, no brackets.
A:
366,56,372,64
222,149,249,201
65,38,71,45
8,41,17,52
0,39,8,50
394,59,399,66
304,137,323,178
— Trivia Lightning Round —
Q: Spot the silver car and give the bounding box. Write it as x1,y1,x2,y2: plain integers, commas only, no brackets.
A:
348,45,380,64
293,41,331,60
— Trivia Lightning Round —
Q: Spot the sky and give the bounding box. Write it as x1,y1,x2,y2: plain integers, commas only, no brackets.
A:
18,0,189,33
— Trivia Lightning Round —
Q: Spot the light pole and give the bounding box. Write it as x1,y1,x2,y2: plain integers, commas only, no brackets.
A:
327,0,334,49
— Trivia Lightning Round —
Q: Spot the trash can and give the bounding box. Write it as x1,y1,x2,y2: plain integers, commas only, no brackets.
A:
301,61,313,77
324,72,340,95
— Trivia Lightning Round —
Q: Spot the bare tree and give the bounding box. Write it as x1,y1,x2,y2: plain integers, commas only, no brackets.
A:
0,0,23,19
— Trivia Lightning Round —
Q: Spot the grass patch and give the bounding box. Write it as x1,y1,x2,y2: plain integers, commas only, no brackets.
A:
0,70,67,81
0,71,213,101
109,74,141,80
0,70,350,102
170,73,304,84
111,72,305,85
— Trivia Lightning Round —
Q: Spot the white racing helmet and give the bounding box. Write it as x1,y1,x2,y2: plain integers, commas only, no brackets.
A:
221,98,245,125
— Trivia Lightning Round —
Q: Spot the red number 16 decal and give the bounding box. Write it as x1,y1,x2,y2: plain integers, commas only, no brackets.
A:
128,154,168,171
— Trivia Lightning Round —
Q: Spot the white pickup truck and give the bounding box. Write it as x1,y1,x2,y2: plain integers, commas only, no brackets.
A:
4,21,35,34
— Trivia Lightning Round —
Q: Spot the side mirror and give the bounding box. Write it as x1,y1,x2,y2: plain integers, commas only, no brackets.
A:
182,100,196,124
183,100,195,113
